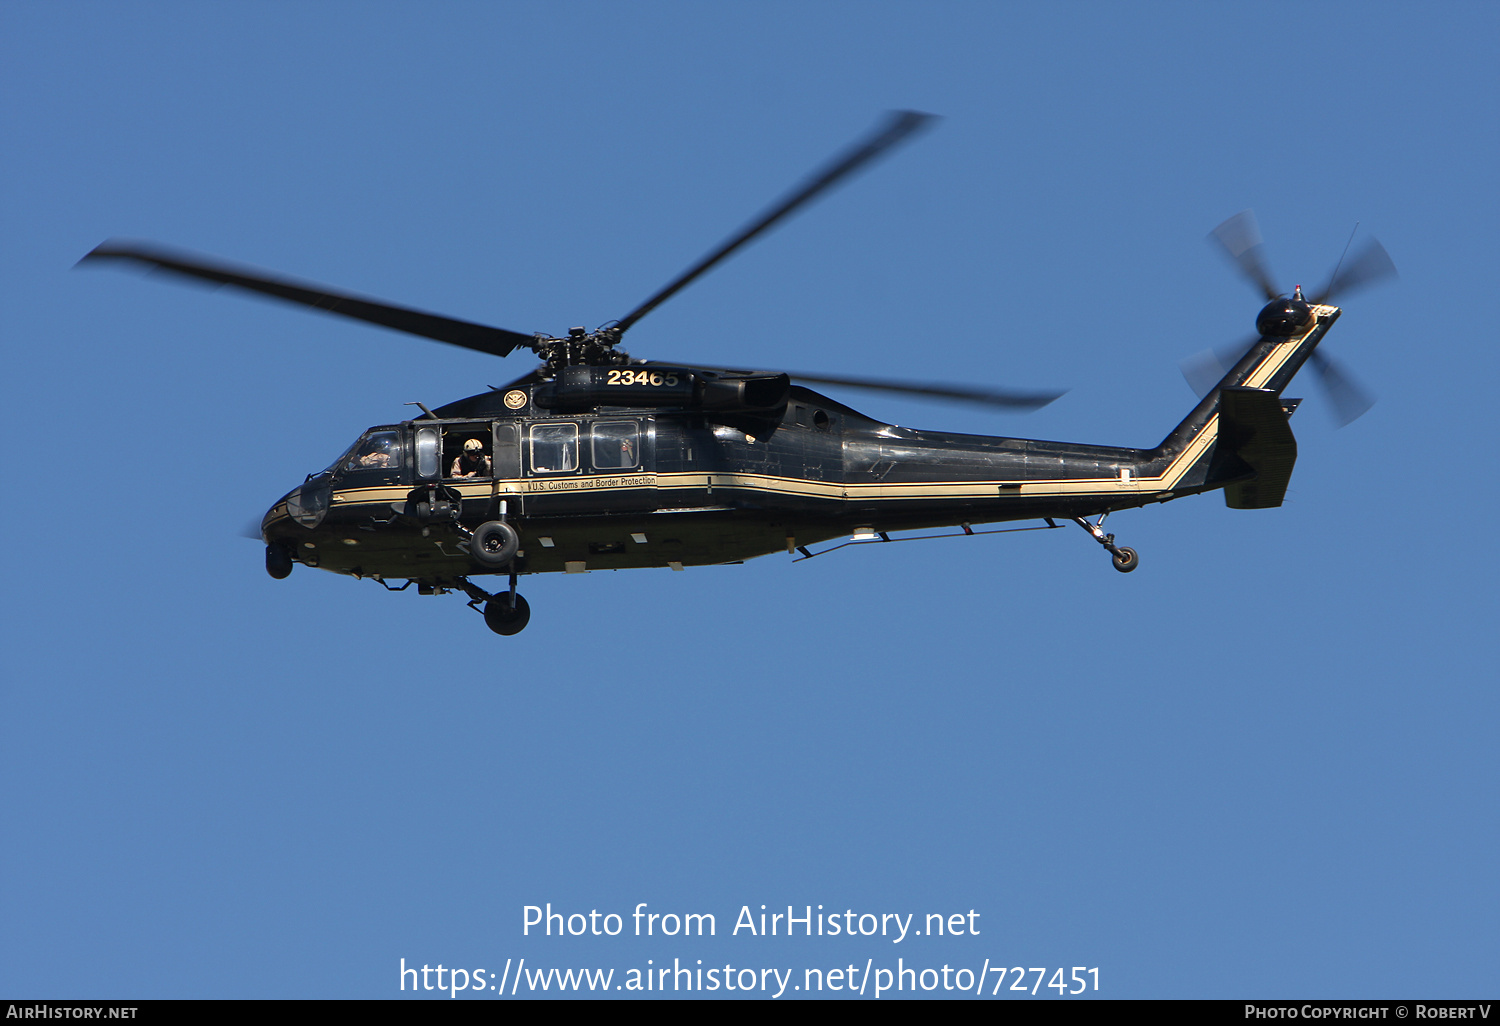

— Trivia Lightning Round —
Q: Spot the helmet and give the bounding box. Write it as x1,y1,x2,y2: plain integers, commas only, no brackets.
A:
463,438,484,451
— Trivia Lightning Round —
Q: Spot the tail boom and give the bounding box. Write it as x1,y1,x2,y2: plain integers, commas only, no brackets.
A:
1144,305,1337,502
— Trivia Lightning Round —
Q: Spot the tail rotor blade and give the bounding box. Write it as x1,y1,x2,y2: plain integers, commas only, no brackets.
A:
1209,210,1279,301
1310,349,1375,426
1180,334,1259,398
1312,237,1397,305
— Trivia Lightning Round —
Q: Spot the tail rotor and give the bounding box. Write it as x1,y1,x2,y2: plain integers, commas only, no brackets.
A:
1183,210,1396,426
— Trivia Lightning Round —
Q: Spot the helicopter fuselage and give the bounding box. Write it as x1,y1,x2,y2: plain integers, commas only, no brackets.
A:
261,308,1333,587
83,113,1386,634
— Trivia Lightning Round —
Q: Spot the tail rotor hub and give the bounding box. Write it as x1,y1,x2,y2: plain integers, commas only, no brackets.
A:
1254,294,1314,338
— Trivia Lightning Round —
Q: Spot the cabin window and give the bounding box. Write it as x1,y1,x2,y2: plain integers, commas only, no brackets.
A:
592,421,639,470
530,422,578,473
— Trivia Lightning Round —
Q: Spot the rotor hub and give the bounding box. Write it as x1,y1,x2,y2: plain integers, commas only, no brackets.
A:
1255,296,1313,338
533,328,630,375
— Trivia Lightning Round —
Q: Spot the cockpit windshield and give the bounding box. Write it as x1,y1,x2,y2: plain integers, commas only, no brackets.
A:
328,429,403,477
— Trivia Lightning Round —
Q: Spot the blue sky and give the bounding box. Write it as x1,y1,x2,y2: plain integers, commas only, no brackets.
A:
3,1,1496,999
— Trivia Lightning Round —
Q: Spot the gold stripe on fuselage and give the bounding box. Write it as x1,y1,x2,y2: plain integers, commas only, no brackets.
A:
305,317,1322,515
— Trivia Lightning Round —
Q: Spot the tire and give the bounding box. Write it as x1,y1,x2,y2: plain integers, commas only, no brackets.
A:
1111,546,1139,573
484,593,531,636
469,520,520,567
265,544,293,580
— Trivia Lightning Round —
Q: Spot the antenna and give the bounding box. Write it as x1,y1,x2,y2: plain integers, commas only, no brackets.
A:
1327,222,1361,298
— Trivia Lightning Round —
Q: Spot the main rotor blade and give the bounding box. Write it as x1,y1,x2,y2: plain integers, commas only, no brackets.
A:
78,240,536,358
613,110,938,335
1209,210,1279,301
782,370,1063,410
1309,349,1375,426
646,362,1062,411
1311,237,1397,305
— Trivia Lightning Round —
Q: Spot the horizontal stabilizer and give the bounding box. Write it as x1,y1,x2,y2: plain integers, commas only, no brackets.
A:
1217,387,1298,509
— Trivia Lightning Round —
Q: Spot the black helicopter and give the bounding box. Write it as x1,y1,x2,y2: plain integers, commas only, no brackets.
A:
80,112,1394,635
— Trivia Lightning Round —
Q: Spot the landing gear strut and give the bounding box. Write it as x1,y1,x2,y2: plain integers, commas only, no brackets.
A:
461,573,531,635
1071,515,1139,573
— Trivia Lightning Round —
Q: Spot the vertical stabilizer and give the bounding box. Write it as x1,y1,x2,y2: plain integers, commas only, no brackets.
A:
1147,305,1337,495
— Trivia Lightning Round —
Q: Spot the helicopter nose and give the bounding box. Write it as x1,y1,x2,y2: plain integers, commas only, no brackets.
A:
259,500,282,538
281,473,332,528
259,490,299,579
261,484,299,533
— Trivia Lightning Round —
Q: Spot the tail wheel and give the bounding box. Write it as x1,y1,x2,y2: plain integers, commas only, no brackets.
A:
469,520,520,567
484,593,531,636
1111,547,1139,573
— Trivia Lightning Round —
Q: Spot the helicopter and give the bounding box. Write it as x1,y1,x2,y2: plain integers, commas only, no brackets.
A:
79,112,1395,636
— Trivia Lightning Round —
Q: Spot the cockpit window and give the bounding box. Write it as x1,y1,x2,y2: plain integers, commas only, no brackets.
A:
530,423,578,473
333,430,402,475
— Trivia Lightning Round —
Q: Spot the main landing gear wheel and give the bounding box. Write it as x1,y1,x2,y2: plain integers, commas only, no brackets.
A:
469,520,520,567
1111,546,1139,573
484,593,531,636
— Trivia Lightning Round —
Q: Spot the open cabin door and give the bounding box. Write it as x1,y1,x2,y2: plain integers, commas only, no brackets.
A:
399,420,463,524
492,422,521,479
413,423,442,483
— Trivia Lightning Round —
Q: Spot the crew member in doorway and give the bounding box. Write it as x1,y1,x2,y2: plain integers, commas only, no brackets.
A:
450,437,491,478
